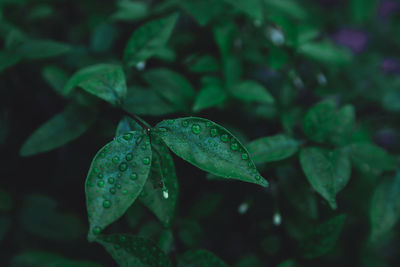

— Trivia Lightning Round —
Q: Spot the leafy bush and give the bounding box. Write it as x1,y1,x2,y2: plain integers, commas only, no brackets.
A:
1,0,400,266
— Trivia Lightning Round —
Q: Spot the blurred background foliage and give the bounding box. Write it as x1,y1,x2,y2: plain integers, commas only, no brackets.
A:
1,0,400,266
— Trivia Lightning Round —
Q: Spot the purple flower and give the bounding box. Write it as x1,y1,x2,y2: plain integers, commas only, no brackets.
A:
332,29,368,53
379,0,400,18
381,58,400,74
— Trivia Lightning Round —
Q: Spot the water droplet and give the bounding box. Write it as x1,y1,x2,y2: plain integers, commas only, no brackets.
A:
167,119,174,124
97,180,105,187
238,202,249,214
100,152,106,158
182,121,189,127
136,61,146,71
122,189,127,195
125,153,133,161
143,157,150,165
221,134,228,142
231,143,239,151
112,156,120,164
206,122,212,127
191,124,201,134
108,178,115,184
158,127,167,132
210,128,218,137
97,173,103,179
123,133,133,141
131,162,137,167
116,183,121,189
103,200,111,208
273,212,282,226
130,173,138,180
119,162,128,172
241,153,249,160
255,175,261,181
94,168,100,174
110,188,116,194
93,226,102,235
163,190,169,199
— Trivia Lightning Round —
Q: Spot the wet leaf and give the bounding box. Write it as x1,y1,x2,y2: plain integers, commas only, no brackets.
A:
299,147,351,209
177,249,228,267
124,13,178,67
64,64,127,106
96,234,172,267
85,131,152,240
20,104,96,157
154,117,268,187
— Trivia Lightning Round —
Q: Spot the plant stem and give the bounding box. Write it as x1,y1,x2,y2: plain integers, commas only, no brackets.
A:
122,110,152,130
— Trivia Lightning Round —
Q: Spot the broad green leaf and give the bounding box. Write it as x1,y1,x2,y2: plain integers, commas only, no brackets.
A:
19,194,84,241
177,249,228,267
299,214,346,258
42,65,69,96
123,86,178,116
348,143,396,172
187,55,219,73
230,80,274,104
192,77,227,112
0,51,21,72
123,13,178,67
264,0,307,20
116,117,143,136
10,251,102,267
20,104,96,157
154,117,268,187
17,39,71,59
85,131,152,240
248,134,299,164
181,0,226,26
223,56,242,89
111,1,148,21
298,40,352,65
303,100,355,145
224,0,263,21
96,234,172,267
299,147,351,209
369,171,400,242
349,0,378,24
139,133,178,226
65,64,127,106
143,68,195,111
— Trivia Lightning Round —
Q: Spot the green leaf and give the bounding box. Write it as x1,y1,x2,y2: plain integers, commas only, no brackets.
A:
123,13,178,67
139,133,178,226
177,249,228,267
181,0,226,26
369,171,400,242
154,117,268,187
187,55,219,73
111,1,148,21
17,39,71,59
116,117,143,136
10,251,102,267
213,22,236,61
85,131,152,240
230,80,274,104
348,143,396,172
299,214,346,258
96,234,172,267
303,100,355,145
0,51,21,72
298,40,352,65
19,194,84,242
224,0,263,21
248,134,299,164
143,68,195,111
192,77,227,112
42,65,69,96
277,259,298,267
123,86,178,116
299,147,351,209
349,0,378,24
20,104,96,157
65,64,127,106
264,0,307,20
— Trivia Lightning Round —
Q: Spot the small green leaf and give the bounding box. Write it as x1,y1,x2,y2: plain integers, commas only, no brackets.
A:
154,117,268,187
143,68,195,111
123,86,178,116
116,117,143,136
230,80,274,104
20,104,96,157
187,55,219,73
348,143,397,172
298,40,352,65
110,1,148,21
123,13,178,67
0,51,21,72
17,39,71,59
42,65,69,96
178,249,228,267
85,131,152,240
224,0,263,21
277,259,298,267
192,77,227,112
65,64,127,106
139,133,178,226
299,214,346,258
264,0,307,19
181,0,226,26
369,171,400,242
96,234,172,267
299,147,351,209
248,134,299,164
10,251,102,267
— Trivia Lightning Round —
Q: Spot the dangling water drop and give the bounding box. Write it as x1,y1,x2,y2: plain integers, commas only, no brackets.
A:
163,189,169,199
119,162,128,172
191,124,201,134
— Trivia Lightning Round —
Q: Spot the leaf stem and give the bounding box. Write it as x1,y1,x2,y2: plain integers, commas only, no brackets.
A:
122,110,152,130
